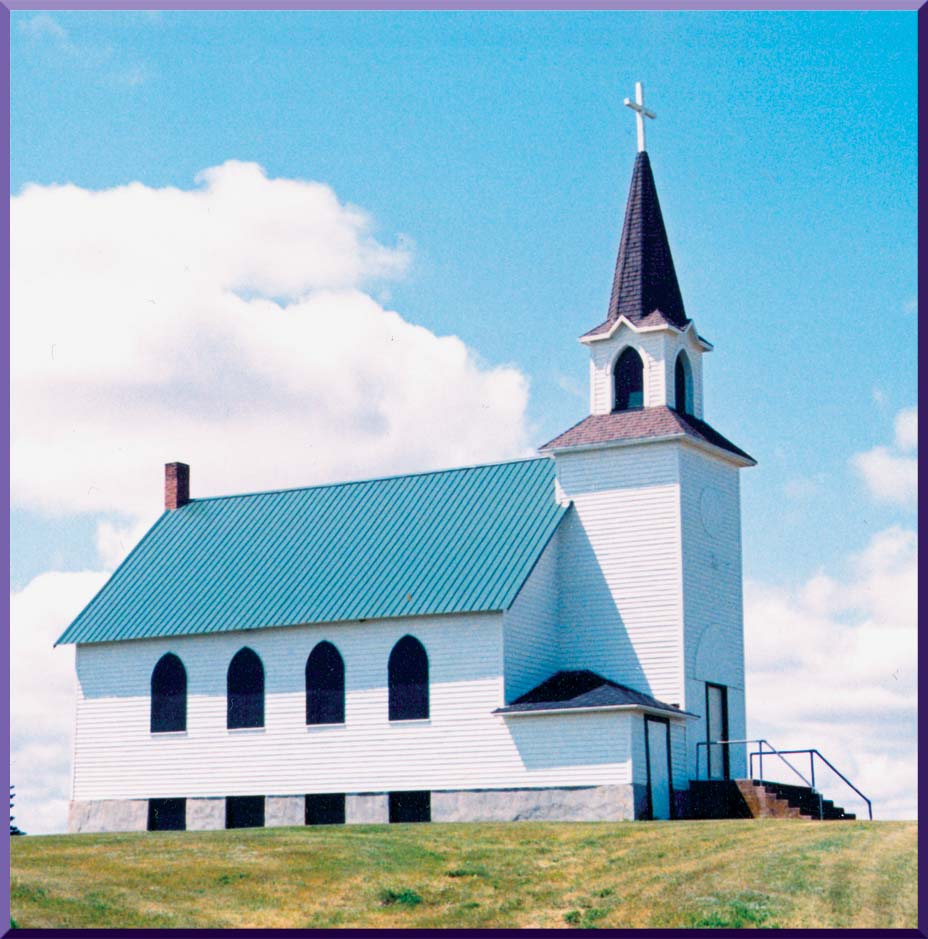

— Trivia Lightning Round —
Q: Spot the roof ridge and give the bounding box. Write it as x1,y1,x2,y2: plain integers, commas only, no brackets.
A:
187,454,551,505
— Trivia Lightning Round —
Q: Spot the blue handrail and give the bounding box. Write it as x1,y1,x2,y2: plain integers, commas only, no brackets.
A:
695,737,873,820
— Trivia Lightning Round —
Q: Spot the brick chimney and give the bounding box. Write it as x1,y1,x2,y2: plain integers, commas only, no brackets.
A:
165,462,190,510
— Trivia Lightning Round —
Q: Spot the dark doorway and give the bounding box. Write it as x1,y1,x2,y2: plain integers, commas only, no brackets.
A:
305,793,346,826
388,791,431,823
706,683,730,780
147,798,186,831
644,716,673,820
225,795,265,829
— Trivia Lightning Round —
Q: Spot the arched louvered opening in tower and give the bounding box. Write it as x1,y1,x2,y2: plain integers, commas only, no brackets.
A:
227,647,265,729
388,635,429,721
613,347,644,411
306,641,345,725
675,350,693,415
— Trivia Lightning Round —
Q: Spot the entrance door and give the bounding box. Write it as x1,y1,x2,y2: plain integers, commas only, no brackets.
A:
706,683,730,780
644,717,673,820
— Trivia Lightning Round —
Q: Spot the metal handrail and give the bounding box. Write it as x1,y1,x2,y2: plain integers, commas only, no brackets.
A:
695,737,873,820
696,737,813,789
773,749,873,821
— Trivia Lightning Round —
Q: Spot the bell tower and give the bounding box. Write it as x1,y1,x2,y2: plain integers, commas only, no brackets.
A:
542,83,755,790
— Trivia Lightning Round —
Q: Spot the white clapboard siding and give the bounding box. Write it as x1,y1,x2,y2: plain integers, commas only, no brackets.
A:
554,442,684,705
72,612,634,801
502,529,560,702
679,447,747,778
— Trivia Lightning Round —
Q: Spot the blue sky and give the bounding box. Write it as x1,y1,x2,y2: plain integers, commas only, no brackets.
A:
11,10,917,587
9,10,918,829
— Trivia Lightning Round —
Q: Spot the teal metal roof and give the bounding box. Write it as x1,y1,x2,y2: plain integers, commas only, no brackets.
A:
58,458,567,645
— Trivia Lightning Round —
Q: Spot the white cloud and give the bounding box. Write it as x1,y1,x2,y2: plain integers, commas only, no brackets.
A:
894,406,918,453
11,162,532,521
10,570,109,835
745,525,918,819
850,406,917,506
95,516,157,571
18,13,70,45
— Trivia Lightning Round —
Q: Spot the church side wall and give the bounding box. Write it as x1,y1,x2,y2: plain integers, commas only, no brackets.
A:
678,447,747,779
553,442,684,706
502,528,561,702
71,612,635,805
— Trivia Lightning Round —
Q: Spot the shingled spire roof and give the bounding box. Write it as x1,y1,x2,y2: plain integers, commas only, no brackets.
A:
583,151,688,339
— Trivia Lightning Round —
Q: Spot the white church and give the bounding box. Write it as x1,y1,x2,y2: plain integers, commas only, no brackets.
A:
59,87,761,833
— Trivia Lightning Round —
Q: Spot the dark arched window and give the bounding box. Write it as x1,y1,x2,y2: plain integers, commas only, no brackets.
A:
388,635,429,721
613,347,644,411
675,351,693,415
151,653,187,733
306,641,345,725
227,647,264,729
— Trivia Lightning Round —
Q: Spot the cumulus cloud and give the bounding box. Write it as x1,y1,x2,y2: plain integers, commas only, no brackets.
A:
745,525,917,819
10,570,109,834
17,13,70,45
11,162,532,520
850,406,918,507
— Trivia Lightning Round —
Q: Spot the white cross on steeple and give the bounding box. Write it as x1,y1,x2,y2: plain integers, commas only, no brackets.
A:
624,81,656,153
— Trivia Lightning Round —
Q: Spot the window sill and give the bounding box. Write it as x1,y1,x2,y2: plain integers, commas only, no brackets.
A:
306,722,347,730
150,730,188,737
388,718,431,726
227,726,266,734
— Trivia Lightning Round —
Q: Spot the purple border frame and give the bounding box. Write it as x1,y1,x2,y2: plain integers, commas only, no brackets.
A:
3,2,925,937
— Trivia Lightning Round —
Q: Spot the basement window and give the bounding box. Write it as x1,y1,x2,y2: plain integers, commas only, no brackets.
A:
389,791,431,824
147,798,186,831
225,795,265,829
305,793,346,826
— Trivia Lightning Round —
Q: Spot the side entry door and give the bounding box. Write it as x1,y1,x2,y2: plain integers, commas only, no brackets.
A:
644,716,673,820
705,683,730,780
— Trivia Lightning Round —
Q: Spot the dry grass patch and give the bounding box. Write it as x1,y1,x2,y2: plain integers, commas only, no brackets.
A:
11,819,917,929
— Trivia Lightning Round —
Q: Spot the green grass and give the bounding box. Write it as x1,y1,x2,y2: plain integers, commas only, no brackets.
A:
10,820,917,929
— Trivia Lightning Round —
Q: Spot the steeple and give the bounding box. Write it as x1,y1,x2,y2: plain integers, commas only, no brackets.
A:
603,150,687,331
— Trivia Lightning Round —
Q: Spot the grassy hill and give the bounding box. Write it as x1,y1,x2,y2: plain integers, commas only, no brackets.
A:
10,819,917,929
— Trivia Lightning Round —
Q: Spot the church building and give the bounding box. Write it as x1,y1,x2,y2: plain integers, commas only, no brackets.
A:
58,86,756,832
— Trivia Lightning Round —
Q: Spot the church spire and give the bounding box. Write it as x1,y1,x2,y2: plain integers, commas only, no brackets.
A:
584,83,687,337
604,149,687,330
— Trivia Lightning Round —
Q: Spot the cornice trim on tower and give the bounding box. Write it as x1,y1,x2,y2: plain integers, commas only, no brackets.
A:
579,313,713,351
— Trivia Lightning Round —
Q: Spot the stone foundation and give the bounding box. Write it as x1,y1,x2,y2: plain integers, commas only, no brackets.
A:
266,796,304,827
69,798,148,833
186,797,224,830
69,784,650,833
432,785,643,822
346,793,389,824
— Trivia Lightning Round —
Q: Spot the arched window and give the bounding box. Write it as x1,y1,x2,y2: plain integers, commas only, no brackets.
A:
675,350,693,415
613,347,644,411
388,635,429,721
227,647,264,729
151,653,187,733
306,641,345,725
